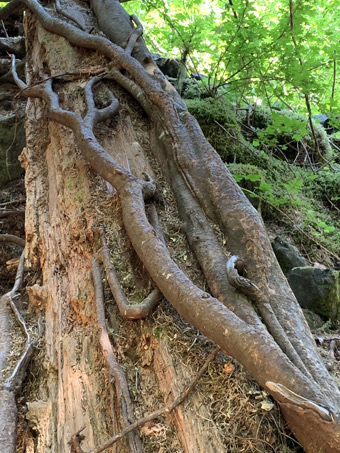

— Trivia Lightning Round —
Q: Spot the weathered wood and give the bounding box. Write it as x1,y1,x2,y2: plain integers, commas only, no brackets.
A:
154,339,225,453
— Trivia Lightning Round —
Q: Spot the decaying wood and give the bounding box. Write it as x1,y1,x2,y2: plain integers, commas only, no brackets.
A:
153,340,225,452
91,253,143,452
70,348,220,453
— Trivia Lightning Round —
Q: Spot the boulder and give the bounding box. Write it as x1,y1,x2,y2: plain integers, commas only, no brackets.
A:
287,267,340,320
272,236,307,274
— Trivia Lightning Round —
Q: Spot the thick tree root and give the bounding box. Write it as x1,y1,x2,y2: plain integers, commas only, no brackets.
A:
226,255,314,380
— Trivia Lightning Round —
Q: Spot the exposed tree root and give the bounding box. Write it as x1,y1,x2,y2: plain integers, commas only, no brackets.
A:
0,233,25,247
8,1,340,451
69,348,220,453
0,235,34,453
55,0,86,31
93,229,162,320
125,15,143,56
91,255,144,453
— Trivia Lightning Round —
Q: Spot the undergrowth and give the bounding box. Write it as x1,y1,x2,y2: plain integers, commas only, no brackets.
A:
185,94,340,264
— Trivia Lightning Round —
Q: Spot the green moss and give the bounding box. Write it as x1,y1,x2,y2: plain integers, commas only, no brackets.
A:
187,96,340,258
185,97,238,124
185,97,256,162
65,176,87,204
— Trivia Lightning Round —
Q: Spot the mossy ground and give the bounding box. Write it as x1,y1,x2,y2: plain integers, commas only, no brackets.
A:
185,95,340,266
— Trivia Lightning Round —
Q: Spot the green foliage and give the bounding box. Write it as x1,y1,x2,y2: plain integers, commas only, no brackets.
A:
124,0,340,258
241,106,333,162
227,154,340,259
127,0,340,117
306,165,340,208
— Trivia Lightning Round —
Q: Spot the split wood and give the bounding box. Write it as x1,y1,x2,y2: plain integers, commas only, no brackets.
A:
69,347,221,453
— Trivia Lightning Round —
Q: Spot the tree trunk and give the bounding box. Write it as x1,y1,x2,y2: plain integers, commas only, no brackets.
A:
2,0,340,452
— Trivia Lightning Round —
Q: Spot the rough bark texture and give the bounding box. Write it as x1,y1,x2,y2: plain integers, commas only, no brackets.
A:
4,0,340,452
17,12,234,452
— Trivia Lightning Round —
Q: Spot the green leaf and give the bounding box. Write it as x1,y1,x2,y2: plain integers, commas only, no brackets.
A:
245,173,262,182
259,183,271,192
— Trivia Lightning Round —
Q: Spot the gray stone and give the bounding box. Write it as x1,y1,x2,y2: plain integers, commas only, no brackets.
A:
302,309,325,331
272,236,307,274
287,267,340,320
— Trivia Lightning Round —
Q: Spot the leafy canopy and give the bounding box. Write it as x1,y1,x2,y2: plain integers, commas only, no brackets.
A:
126,0,340,116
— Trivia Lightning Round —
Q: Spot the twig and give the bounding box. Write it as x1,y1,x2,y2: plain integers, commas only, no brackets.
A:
0,209,25,218
331,54,336,106
324,193,340,214
71,348,220,453
0,198,25,207
213,119,258,157
0,234,25,248
1,19,9,38
0,245,34,393
4,293,34,392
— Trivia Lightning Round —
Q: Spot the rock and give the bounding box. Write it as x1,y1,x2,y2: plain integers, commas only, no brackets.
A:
191,73,207,80
302,309,325,331
287,267,340,320
153,55,180,78
314,262,328,270
272,236,307,274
